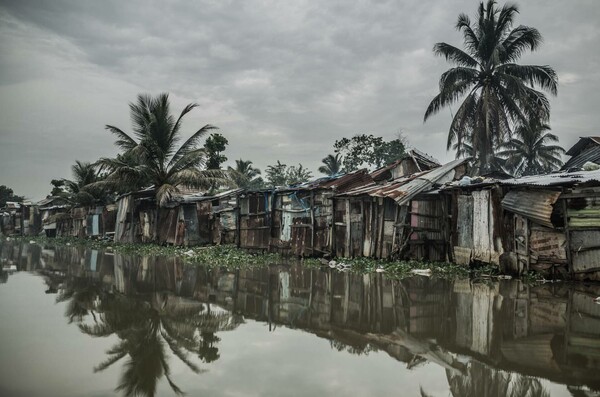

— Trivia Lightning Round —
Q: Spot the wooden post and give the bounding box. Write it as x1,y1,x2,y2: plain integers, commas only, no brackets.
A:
235,195,241,248
561,191,573,278
345,199,351,258
310,190,315,255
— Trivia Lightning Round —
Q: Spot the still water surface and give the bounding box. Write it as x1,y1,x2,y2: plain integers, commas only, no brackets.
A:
1,240,599,397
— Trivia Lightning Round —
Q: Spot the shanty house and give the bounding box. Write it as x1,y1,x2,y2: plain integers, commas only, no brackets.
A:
237,171,374,255
38,197,71,237
447,169,600,280
333,158,469,260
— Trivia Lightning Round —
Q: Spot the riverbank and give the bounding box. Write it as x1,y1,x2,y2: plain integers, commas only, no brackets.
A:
7,235,543,282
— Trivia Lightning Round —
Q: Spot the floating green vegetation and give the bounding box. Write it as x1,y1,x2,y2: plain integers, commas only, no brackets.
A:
10,236,521,280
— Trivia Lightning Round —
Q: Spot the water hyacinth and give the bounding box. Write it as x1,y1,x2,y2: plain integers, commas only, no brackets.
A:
14,236,528,281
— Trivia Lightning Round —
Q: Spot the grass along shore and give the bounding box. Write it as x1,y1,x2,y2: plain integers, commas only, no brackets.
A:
7,235,539,281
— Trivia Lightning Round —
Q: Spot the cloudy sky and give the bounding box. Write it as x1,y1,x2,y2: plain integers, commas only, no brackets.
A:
1,0,599,201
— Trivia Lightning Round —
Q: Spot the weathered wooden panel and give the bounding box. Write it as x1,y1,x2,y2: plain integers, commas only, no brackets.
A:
572,249,600,273
196,202,212,244
473,190,491,262
183,204,200,245
456,195,473,248
453,246,472,266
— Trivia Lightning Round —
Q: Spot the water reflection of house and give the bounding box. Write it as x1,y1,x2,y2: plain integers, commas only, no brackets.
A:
15,239,600,391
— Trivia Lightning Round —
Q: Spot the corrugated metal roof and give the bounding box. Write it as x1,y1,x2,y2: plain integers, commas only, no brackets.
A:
180,188,244,203
562,145,600,170
340,158,469,204
369,149,441,181
501,190,561,228
565,137,600,156
395,158,469,205
278,169,374,193
500,169,600,187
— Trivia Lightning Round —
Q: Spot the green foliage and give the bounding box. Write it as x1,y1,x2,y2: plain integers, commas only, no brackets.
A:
424,1,558,174
0,185,24,207
49,179,69,198
204,133,229,170
333,134,406,171
264,161,313,187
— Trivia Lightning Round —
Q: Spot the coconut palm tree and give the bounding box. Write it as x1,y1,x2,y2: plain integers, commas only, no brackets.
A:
96,93,227,207
227,159,264,189
452,136,509,175
424,0,558,174
497,123,564,176
318,154,343,176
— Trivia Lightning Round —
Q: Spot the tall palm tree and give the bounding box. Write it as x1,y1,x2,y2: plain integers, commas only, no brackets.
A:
227,159,263,189
318,154,343,176
497,123,564,176
424,1,558,174
97,94,227,207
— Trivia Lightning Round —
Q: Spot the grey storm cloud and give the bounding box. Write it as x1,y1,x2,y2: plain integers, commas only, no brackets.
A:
1,0,599,200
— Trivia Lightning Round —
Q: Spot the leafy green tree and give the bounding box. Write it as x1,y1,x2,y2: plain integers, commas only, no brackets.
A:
333,134,406,171
204,133,229,170
265,161,313,187
424,0,558,174
318,154,343,176
49,179,69,198
96,93,226,207
228,159,264,189
497,123,564,176
265,161,289,187
0,185,24,207
286,164,312,185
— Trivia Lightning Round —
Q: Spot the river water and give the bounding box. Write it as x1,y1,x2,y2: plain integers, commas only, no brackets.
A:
0,240,599,397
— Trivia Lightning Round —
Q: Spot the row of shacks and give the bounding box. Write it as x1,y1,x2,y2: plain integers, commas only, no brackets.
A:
106,147,600,279
3,139,600,279
0,196,118,239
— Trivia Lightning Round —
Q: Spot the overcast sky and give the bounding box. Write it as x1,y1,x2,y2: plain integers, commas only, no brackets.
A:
1,0,599,201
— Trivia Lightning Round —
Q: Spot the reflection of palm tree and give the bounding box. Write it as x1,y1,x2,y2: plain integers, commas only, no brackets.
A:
79,292,241,396
446,361,550,397
56,277,104,323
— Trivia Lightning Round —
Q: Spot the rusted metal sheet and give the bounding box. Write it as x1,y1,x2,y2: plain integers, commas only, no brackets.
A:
529,226,567,262
501,190,561,228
